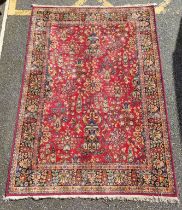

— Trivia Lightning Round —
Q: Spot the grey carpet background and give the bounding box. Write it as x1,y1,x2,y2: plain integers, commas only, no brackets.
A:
0,0,182,209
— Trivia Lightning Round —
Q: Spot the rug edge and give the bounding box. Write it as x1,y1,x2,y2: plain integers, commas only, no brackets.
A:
152,6,179,197
5,7,35,197
31,3,157,8
3,194,179,203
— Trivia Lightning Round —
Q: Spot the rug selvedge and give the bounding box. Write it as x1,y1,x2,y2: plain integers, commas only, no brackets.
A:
6,5,178,200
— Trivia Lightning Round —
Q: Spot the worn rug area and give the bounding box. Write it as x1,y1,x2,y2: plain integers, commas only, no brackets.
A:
5,5,178,201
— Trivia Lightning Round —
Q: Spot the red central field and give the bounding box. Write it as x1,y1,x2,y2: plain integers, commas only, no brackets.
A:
37,22,146,165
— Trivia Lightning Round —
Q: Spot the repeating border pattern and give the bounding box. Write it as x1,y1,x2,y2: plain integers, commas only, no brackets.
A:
5,5,178,200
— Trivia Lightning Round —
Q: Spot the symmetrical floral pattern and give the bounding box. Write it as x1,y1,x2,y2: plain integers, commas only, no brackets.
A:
6,6,177,198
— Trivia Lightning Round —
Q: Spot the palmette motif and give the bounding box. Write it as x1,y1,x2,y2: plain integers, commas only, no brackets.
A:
6,6,177,198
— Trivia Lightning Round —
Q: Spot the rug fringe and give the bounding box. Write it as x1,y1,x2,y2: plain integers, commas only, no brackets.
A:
3,194,179,203
31,4,158,8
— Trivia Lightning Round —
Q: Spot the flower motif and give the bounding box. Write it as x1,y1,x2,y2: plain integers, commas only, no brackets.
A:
84,76,101,93
19,159,31,169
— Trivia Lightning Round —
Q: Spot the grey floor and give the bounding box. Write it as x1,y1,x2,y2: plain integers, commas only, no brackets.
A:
0,0,182,209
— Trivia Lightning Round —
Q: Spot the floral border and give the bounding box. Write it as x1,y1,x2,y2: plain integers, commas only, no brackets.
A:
6,6,177,198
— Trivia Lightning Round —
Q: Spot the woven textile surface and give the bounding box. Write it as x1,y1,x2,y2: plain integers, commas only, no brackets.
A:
5,5,178,201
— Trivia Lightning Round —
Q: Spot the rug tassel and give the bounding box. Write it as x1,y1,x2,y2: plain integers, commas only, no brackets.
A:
31,3,158,8
3,194,179,203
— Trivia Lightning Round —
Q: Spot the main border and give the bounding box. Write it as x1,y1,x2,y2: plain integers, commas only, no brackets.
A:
5,5,178,201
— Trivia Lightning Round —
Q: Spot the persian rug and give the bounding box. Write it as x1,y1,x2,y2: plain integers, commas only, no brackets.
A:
5,5,178,201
